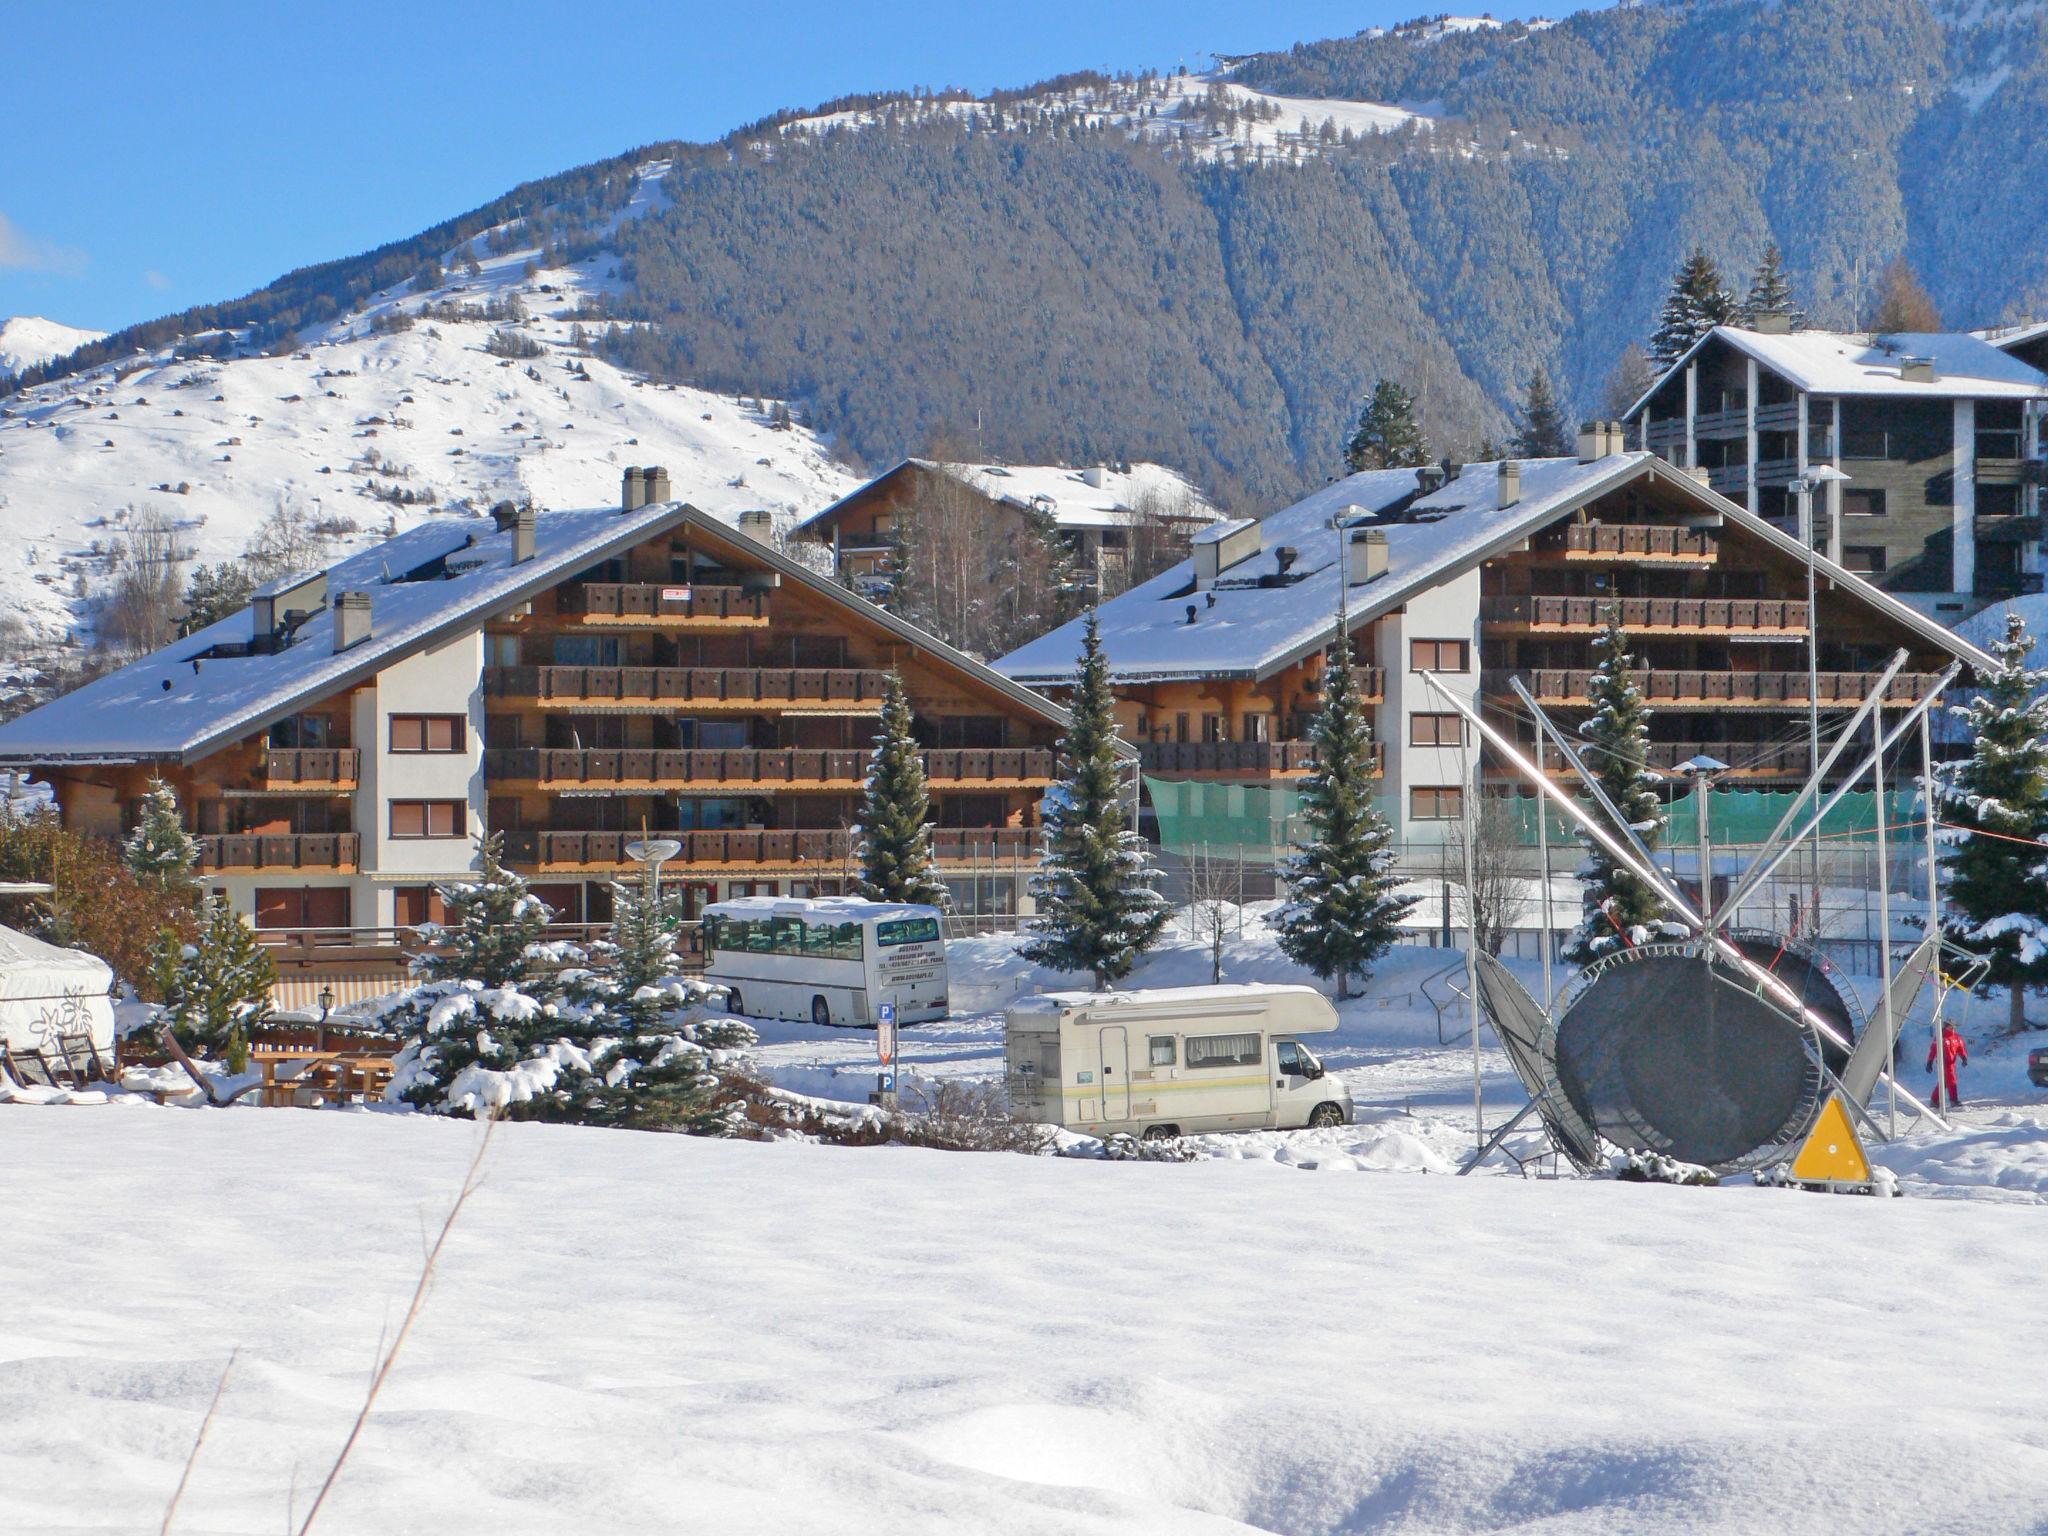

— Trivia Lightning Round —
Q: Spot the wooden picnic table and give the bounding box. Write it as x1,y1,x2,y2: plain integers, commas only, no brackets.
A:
250,1047,396,1108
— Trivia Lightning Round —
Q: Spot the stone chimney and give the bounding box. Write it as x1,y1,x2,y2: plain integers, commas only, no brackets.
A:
1348,527,1389,584
737,509,772,539
512,506,536,564
621,466,646,512
1577,421,1607,463
333,591,373,651
1497,461,1522,508
645,465,672,503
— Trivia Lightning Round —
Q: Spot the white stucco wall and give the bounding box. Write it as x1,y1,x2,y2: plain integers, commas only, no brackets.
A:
1375,567,1482,848
354,630,486,898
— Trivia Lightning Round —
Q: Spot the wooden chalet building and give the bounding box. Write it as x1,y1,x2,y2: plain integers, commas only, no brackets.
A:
0,469,1080,983
997,428,1993,849
1623,323,2048,611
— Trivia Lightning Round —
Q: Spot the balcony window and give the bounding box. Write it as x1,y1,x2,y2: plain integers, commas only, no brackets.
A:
254,886,351,930
269,713,333,749
552,634,619,666
390,714,465,753
390,800,465,839
1410,785,1465,821
1843,489,1887,518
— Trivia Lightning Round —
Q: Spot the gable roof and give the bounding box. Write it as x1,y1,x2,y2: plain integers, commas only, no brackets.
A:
1982,319,2048,358
1627,326,2048,419
0,500,1085,767
995,452,1994,687
794,457,1215,538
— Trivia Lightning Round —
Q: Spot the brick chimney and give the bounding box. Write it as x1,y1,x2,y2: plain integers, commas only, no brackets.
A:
333,591,373,651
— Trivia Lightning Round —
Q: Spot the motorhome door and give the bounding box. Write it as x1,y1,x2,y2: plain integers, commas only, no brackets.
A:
1099,1025,1130,1119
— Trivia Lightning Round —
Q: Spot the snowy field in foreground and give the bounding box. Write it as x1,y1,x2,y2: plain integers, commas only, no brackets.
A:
7,1107,2048,1535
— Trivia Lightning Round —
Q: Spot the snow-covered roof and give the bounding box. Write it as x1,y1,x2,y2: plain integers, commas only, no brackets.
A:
796,458,1215,537
704,896,941,924
0,499,1083,767
1631,326,2048,417
1982,319,2048,356
1012,982,1330,1010
996,452,1995,686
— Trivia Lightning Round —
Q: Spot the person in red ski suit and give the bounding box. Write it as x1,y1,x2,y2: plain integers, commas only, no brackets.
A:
1927,1021,1969,1108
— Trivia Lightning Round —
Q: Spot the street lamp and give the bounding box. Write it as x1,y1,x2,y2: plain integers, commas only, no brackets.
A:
625,836,682,911
1677,754,1728,919
1793,464,1851,934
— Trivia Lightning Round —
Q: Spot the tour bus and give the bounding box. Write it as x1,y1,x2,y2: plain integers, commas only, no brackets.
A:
1004,984,1351,1139
702,896,949,1027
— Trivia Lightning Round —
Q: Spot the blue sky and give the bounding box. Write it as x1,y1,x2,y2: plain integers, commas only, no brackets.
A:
2,2,1559,335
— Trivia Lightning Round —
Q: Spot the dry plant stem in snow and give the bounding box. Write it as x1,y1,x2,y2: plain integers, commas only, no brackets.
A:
159,1347,237,1536
296,1116,497,1534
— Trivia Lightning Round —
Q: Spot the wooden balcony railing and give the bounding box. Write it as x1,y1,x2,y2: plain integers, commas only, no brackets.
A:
1557,523,1718,561
485,666,892,708
262,748,360,788
1694,406,1748,438
1137,741,1384,776
1480,595,1808,634
1514,741,1814,778
1511,669,1942,709
485,746,1056,788
502,826,1039,869
198,833,359,872
558,583,770,623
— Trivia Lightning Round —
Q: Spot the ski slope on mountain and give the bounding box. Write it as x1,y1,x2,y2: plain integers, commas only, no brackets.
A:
0,202,859,649
0,315,103,375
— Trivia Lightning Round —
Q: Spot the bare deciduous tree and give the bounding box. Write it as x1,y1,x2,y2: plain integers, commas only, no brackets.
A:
1180,842,1244,985
1440,791,1534,958
96,508,189,661
890,467,1085,658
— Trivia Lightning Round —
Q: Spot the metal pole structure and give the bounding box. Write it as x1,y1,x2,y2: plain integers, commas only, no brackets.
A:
1458,720,1484,1157
1801,478,1823,945
1872,701,1897,1138
1922,710,1945,1117
1535,727,1554,1010
1423,671,1954,1127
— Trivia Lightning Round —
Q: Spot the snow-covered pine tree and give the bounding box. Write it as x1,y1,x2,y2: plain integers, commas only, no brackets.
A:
412,832,552,988
1741,241,1803,327
123,778,198,889
1269,628,1414,998
1510,370,1572,458
149,893,275,1054
1649,245,1736,367
1937,611,2048,1031
857,670,949,908
1022,610,1169,988
1344,378,1432,472
1564,609,1667,962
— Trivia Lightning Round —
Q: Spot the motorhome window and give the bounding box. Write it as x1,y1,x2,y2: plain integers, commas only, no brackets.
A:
1148,1036,1176,1067
876,916,940,947
1186,1032,1261,1067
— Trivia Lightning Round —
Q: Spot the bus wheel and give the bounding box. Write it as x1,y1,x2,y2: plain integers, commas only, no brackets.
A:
1307,1102,1344,1129
1141,1124,1179,1141
725,989,743,1017
811,995,831,1027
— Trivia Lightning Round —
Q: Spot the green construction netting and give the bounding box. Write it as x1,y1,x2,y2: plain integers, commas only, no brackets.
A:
1145,775,1927,856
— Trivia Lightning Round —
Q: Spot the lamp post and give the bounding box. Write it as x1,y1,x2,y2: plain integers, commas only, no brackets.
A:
1678,755,1728,922
625,836,683,917
1793,464,1851,938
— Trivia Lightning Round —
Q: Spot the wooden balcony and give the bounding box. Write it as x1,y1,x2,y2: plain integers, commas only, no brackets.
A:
485,746,1056,791
1480,595,1808,636
1552,523,1718,563
1753,401,1800,433
1693,406,1748,439
198,833,359,873
557,583,770,626
1507,669,1942,710
260,748,360,791
1137,740,1384,777
1502,740,1814,781
502,826,1039,871
485,666,892,712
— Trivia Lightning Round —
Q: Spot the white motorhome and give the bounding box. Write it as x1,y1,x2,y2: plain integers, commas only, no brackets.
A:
1004,984,1350,1138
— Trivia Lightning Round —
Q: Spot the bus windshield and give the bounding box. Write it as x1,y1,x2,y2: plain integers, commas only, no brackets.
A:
876,916,940,947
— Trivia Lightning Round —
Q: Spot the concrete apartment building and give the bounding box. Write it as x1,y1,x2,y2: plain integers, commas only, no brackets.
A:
0,469,1081,957
997,430,1991,850
1623,323,2048,615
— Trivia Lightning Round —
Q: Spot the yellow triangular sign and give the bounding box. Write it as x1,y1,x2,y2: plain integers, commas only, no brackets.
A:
1791,1095,1871,1184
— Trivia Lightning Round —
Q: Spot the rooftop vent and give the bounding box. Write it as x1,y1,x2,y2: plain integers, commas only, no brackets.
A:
1750,312,1793,335
490,500,521,531
1416,464,1446,495
1899,355,1937,384
1192,518,1261,590
249,568,328,645
333,590,373,652
1348,527,1389,585
1498,461,1522,508
1274,545,1299,577
1441,456,1463,483
1083,465,1109,490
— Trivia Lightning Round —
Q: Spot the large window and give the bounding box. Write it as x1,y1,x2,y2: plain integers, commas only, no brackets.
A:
390,800,464,839
1185,1032,1262,1068
1842,489,1887,518
390,714,465,753
1410,713,1464,748
254,887,351,930
876,916,941,947
1843,545,1889,575
1410,785,1465,821
1410,639,1470,673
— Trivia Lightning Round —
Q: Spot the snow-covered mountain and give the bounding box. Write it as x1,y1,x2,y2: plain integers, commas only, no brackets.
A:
0,166,861,652
0,316,105,375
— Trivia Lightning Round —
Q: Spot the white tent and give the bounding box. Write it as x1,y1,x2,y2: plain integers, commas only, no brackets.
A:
0,923,115,1062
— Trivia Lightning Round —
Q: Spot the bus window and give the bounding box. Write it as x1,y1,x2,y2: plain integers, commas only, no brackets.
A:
832,922,862,961
802,920,837,956
772,916,804,955
876,916,940,947
745,921,773,954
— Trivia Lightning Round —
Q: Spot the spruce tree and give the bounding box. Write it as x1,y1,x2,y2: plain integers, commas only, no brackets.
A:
857,671,949,908
1937,612,2048,1031
1649,245,1735,366
1270,628,1414,998
1344,378,1432,473
150,893,275,1055
1022,611,1169,988
413,832,552,988
1510,370,1572,458
123,779,197,889
1564,610,1667,962
600,874,683,1032
1740,241,1802,327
